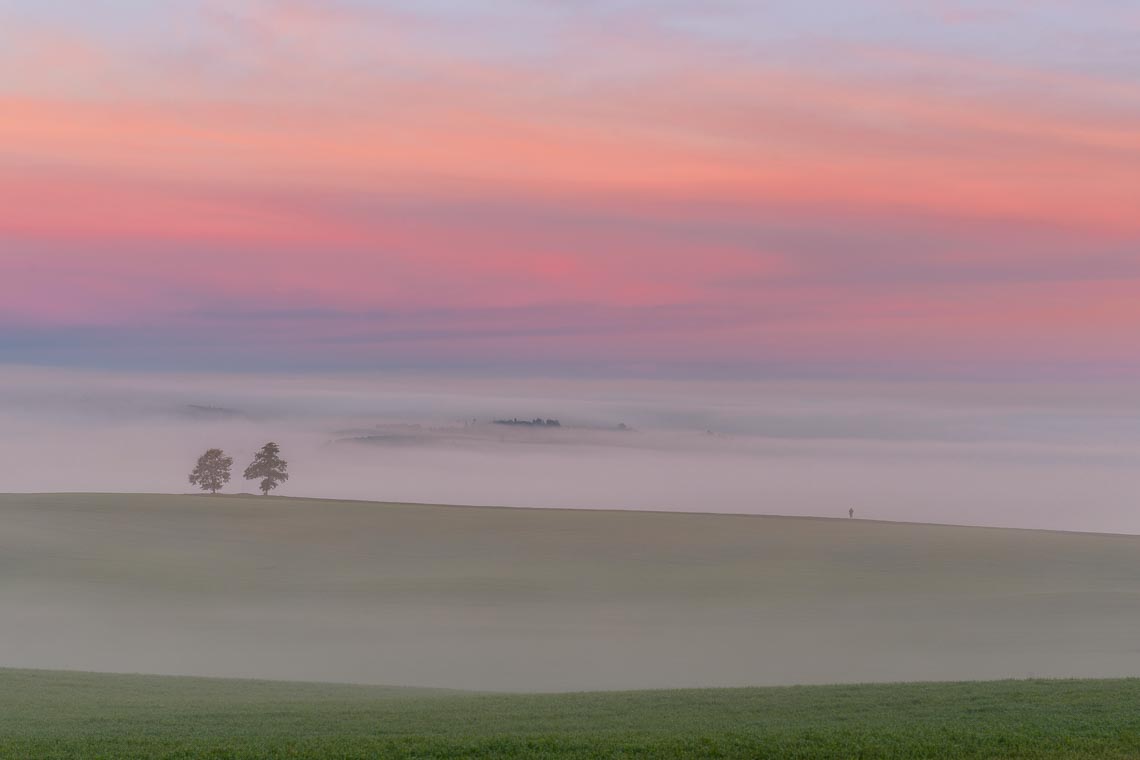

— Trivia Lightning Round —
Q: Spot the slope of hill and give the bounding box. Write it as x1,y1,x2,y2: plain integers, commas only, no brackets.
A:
2,493,1139,691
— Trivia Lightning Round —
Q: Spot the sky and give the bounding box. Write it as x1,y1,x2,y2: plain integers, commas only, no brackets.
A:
1,0,1139,376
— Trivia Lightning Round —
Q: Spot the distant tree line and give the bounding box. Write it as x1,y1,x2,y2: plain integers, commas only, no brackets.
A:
188,442,289,496
494,418,561,427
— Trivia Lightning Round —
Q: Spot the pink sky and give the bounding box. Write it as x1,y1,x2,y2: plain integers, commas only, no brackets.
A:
2,1,1138,375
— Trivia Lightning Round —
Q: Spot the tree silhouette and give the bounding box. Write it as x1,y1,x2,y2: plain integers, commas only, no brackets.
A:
244,442,289,496
188,448,233,494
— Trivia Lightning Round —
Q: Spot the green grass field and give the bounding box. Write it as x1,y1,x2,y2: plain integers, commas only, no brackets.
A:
3,668,1140,759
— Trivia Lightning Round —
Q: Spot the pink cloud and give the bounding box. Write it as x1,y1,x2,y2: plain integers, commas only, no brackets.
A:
2,3,1139,374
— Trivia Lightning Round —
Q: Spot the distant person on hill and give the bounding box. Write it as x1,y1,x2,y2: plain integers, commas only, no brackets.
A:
849,508,854,519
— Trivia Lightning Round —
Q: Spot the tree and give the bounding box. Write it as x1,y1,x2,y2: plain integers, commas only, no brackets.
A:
244,442,289,496
189,448,233,494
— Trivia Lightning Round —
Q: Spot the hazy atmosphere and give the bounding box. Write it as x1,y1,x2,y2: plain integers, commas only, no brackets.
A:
3,366,1139,534
3,4,1140,752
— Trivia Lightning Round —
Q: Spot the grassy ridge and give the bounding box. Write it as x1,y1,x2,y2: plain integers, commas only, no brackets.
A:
3,669,1140,759
7,493,1140,691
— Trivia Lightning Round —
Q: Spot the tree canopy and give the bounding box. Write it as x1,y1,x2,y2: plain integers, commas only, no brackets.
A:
244,442,289,496
188,448,233,494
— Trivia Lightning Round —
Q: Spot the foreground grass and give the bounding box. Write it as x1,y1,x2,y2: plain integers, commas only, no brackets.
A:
3,669,1140,759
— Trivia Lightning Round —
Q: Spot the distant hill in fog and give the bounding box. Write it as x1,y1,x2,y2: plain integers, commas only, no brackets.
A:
181,404,247,420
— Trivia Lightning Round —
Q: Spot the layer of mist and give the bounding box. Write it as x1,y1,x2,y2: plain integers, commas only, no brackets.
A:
2,366,1139,533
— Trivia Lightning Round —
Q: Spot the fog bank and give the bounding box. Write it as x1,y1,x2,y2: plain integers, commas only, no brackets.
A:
2,366,1139,533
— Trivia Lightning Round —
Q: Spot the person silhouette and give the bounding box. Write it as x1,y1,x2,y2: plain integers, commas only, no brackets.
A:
849,507,854,519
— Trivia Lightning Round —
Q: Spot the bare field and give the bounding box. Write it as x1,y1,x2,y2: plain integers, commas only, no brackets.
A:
2,493,1138,691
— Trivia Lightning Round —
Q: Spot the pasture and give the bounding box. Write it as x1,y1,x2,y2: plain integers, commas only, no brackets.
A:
3,668,1140,759
2,493,1139,691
